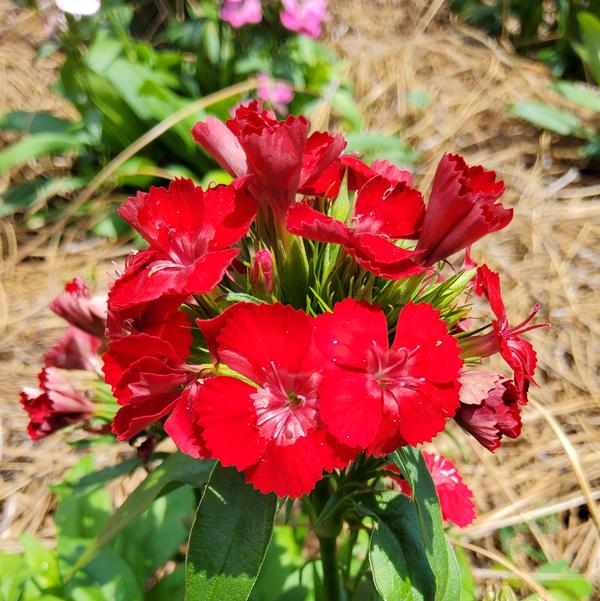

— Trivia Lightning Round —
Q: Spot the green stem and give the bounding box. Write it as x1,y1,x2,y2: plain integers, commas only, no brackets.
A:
317,535,342,601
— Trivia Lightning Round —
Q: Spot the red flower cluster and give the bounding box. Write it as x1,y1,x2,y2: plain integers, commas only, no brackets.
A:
23,104,545,510
20,278,106,438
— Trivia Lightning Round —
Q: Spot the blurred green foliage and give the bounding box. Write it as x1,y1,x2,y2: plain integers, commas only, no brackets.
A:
0,0,365,232
450,1,600,84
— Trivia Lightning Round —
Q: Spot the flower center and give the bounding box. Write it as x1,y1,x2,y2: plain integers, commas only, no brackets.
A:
251,362,320,446
367,342,424,416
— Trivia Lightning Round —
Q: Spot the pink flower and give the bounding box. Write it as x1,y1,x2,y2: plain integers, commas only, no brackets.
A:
280,0,329,39
455,370,522,451
44,326,102,373
220,0,262,28
50,277,107,338
194,302,357,498
257,73,294,115
20,367,94,440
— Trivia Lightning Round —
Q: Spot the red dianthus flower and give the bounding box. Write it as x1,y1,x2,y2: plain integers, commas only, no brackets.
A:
455,370,522,451
415,154,512,266
109,178,256,312
287,175,425,279
315,300,463,455
388,452,476,527
103,309,208,458
20,367,94,440
195,302,357,498
192,101,345,216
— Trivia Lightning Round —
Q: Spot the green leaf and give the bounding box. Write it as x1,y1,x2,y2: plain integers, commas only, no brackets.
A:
509,101,583,136
0,552,29,601
454,547,476,601
367,492,435,601
69,453,214,576
0,111,73,135
0,176,88,217
52,455,113,543
535,560,593,600
331,89,363,131
185,465,277,601
250,526,308,601
281,237,310,309
346,133,418,165
113,156,157,187
390,448,461,600
577,12,600,86
20,533,62,590
0,133,85,174
62,540,144,601
554,81,600,113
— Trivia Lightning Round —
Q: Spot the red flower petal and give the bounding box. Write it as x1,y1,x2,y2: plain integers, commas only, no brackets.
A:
108,248,239,309
387,452,476,527
113,394,180,441
347,232,425,279
286,202,351,245
243,431,325,498
192,116,249,178
195,376,268,470
238,114,309,216
164,382,209,459
423,452,475,527
354,176,424,239
319,367,382,448
50,277,107,338
392,302,463,383
416,154,511,265
299,131,347,192
314,298,388,371
216,303,315,385
44,326,101,373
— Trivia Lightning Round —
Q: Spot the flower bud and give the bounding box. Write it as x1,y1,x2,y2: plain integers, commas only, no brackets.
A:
251,249,274,293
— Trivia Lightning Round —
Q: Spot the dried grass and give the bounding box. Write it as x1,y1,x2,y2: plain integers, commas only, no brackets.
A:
0,0,599,595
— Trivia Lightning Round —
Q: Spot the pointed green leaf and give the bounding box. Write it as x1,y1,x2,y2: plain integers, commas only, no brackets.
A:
509,102,583,136
185,466,277,601
390,448,461,601
554,81,600,113
0,133,85,174
367,492,435,601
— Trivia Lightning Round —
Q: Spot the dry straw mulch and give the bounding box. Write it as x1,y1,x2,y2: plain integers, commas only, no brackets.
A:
1,0,599,595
